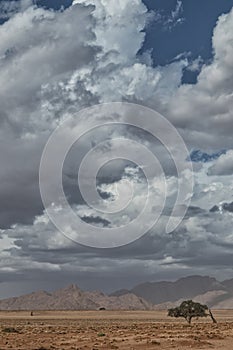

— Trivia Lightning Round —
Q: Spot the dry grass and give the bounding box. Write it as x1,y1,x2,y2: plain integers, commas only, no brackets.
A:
0,310,232,349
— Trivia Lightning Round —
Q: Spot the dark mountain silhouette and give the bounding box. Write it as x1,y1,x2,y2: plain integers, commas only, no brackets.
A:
113,276,224,304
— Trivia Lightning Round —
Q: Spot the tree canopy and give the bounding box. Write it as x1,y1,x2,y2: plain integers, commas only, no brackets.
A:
168,300,217,324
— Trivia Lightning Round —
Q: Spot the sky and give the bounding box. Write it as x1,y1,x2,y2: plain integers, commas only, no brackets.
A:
0,0,233,298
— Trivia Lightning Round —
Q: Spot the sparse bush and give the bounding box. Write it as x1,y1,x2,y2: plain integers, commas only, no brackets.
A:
97,332,106,337
2,327,19,333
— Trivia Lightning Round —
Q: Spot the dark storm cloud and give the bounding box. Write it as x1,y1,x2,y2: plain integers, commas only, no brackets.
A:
0,2,99,228
0,138,45,228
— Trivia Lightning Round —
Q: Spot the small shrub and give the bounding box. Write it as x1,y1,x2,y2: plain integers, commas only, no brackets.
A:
2,327,19,333
97,332,106,337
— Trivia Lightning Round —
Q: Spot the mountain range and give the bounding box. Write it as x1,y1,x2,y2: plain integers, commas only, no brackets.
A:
0,284,151,311
0,275,233,310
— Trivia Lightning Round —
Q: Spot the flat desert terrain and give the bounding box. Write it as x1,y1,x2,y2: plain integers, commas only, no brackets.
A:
0,310,233,349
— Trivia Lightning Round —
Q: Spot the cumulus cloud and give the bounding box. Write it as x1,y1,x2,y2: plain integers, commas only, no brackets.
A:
165,8,233,150
0,3,98,136
0,0,33,19
0,0,186,230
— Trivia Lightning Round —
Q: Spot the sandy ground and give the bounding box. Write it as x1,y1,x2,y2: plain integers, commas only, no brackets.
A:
0,310,233,349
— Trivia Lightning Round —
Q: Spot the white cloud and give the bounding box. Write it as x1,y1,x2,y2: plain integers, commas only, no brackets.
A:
0,3,98,136
187,56,203,72
152,0,184,31
0,0,33,19
208,150,233,176
170,0,184,27
165,8,233,150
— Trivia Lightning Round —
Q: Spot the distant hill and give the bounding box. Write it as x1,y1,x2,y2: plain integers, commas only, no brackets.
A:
153,290,228,310
222,278,233,292
1,275,233,310
112,276,224,304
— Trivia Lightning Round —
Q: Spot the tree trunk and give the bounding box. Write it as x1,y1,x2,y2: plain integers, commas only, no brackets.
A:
208,309,217,324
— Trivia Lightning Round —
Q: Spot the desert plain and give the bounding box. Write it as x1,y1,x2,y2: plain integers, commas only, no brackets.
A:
0,310,233,350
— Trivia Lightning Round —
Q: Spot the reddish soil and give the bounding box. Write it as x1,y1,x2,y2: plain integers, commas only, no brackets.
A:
0,310,232,349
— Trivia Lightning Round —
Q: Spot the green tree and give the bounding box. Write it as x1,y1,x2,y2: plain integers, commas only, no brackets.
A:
168,300,217,325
